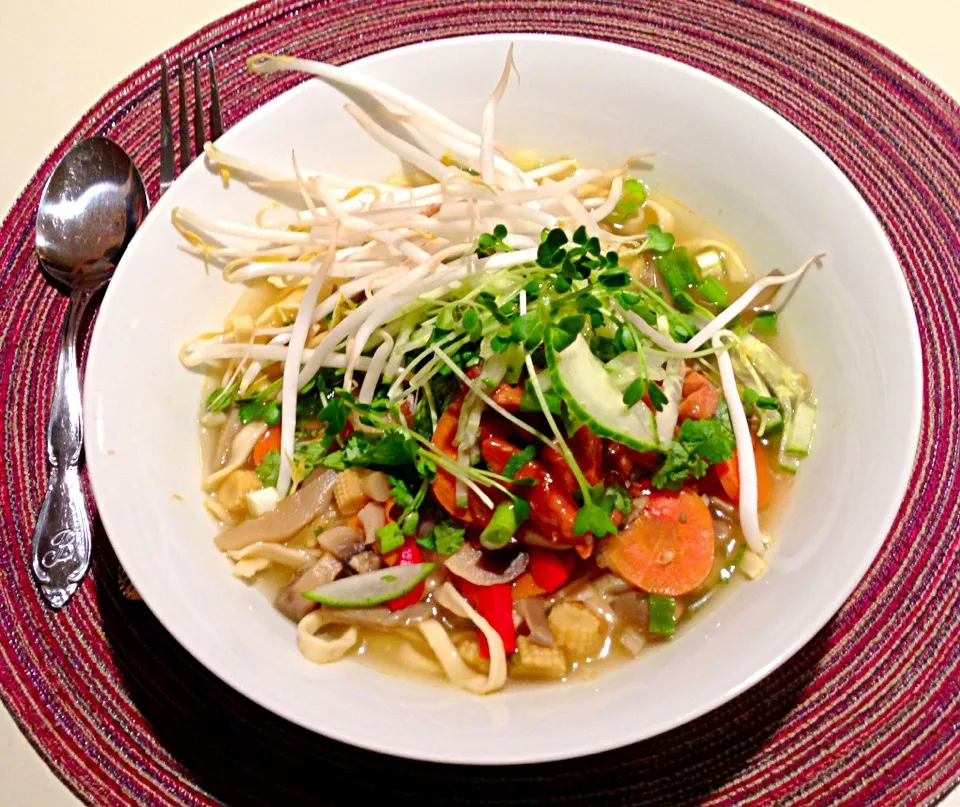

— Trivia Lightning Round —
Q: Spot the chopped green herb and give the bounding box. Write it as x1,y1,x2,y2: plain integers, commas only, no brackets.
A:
572,483,619,538
652,401,735,490
415,533,436,552
502,445,537,479
603,484,632,518
323,431,419,471
388,476,416,510
430,522,467,555
255,449,280,487
206,381,239,412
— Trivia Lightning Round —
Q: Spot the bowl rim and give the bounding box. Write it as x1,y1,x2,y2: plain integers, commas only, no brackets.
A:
83,31,924,764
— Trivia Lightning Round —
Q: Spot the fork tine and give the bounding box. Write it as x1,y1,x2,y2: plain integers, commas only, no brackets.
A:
208,54,224,142
177,55,190,171
159,56,175,195
192,59,205,157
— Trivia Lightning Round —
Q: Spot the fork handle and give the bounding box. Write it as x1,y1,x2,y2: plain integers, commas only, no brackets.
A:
31,291,93,609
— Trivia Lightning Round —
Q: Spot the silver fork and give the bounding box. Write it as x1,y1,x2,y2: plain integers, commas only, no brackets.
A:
159,53,224,196
114,54,224,603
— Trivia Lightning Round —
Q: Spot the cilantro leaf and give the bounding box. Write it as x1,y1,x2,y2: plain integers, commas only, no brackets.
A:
256,449,280,487
573,501,618,537
388,476,416,510
652,401,735,490
603,484,632,517
322,432,419,471
431,523,466,555
415,533,437,552
415,454,437,479
502,445,537,479
317,396,348,437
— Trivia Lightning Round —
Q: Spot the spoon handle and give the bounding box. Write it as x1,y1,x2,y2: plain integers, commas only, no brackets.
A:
31,292,93,610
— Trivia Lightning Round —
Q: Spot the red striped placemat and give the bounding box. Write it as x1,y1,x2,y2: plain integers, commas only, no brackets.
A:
1,1,958,804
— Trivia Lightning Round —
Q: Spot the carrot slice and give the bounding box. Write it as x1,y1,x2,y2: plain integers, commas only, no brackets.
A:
715,437,774,510
252,427,281,466
430,400,475,523
511,572,547,600
602,489,715,596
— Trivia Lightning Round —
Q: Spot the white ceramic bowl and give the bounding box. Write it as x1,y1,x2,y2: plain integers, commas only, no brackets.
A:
84,34,922,764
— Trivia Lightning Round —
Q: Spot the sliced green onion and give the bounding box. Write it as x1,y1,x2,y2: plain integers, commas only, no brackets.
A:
754,311,778,336
479,499,528,549
648,594,676,636
376,522,405,554
699,275,730,308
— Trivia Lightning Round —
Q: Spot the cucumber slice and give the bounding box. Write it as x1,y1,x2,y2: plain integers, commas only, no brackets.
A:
302,562,436,607
604,352,666,392
547,333,660,451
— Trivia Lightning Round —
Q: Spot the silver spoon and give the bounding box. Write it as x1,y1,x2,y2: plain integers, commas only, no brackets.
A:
33,136,148,609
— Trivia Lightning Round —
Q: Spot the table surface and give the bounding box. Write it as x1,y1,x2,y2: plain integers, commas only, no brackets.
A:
1,1,958,804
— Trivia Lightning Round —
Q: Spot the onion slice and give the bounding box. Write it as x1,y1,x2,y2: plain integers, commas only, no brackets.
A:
444,544,529,586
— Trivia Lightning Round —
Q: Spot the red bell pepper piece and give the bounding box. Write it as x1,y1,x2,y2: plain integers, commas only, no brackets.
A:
458,580,517,657
528,548,575,593
386,539,426,611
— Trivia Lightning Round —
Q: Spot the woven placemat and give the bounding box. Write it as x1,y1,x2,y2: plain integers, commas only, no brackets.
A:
1,1,958,804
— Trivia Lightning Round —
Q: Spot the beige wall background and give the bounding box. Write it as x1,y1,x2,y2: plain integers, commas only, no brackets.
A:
1,1,957,805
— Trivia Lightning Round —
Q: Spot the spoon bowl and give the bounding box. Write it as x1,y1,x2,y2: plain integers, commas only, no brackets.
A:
31,136,147,609
37,137,147,289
